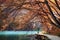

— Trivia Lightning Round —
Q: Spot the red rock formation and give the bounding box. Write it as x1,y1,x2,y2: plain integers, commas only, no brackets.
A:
0,0,60,36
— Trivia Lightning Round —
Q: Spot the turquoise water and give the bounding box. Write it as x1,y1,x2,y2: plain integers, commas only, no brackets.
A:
0,31,38,35
0,31,38,40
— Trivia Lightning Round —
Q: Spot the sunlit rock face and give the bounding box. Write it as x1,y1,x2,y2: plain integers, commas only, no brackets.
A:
30,16,43,30
15,9,29,21
6,9,31,30
22,15,43,31
12,9,43,31
0,0,60,36
13,9,30,30
4,8,44,31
